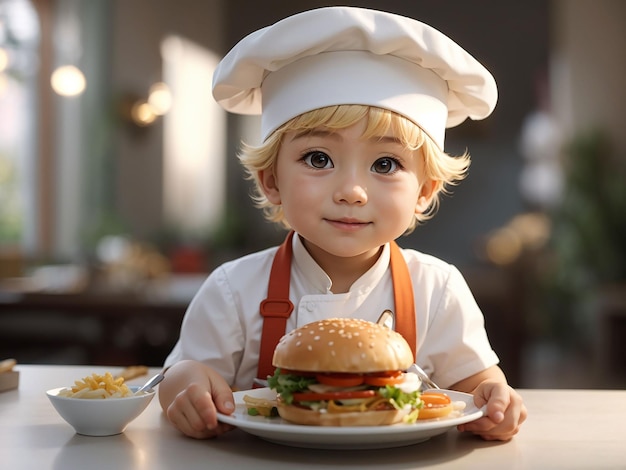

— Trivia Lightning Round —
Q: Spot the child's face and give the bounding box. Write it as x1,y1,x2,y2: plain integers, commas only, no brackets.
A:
260,117,435,260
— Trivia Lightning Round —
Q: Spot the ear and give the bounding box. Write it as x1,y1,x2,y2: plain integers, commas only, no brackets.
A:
259,168,282,205
415,180,439,214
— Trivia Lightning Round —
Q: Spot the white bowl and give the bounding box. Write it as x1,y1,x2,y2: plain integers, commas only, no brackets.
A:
46,386,155,436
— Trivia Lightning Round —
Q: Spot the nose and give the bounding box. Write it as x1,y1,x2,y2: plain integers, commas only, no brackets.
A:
333,173,368,205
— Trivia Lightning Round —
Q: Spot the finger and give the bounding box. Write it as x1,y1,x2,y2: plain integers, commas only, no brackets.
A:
209,381,236,416
459,419,516,441
486,389,525,432
458,416,497,433
169,384,218,435
167,395,208,436
188,383,220,429
461,393,527,440
167,403,210,439
484,387,510,424
169,402,234,440
187,382,237,434
459,389,507,434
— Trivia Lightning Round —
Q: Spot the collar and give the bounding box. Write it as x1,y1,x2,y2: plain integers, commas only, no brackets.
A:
291,233,391,295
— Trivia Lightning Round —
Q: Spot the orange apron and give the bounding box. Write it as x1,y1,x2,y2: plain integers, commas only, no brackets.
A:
256,231,416,383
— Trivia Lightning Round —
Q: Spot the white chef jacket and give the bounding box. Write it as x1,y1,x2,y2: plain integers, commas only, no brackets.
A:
164,233,499,391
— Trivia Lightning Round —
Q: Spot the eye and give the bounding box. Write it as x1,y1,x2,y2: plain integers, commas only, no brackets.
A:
371,157,399,174
302,151,333,169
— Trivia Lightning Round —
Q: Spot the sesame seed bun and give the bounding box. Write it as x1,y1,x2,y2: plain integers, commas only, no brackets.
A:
272,318,414,373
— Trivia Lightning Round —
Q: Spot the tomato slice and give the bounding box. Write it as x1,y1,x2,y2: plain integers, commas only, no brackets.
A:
292,390,376,402
315,373,365,387
415,393,453,420
363,372,405,386
371,370,403,377
420,392,451,406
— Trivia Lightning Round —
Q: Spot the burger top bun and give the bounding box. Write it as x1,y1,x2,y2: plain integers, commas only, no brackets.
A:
272,318,414,373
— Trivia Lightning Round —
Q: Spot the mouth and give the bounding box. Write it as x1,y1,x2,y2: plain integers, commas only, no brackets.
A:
325,218,371,231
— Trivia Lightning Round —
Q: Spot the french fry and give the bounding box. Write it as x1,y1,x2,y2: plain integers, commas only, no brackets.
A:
59,372,133,399
117,365,148,381
243,394,278,417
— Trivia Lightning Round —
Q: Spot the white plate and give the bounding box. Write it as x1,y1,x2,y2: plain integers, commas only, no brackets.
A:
217,387,484,449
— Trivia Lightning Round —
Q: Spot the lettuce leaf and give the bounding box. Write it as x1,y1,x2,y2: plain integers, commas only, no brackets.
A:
267,368,317,405
377,384,422,410
268,369,423,413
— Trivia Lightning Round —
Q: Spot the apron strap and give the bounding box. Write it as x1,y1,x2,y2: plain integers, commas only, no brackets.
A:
256,231,416,383
389,240,417,358
257,231,296,383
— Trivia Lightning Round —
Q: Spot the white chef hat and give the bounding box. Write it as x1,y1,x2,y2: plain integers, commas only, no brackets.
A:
212,6,497,150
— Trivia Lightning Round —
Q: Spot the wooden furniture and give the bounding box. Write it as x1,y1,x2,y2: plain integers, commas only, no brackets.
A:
0,292,187,366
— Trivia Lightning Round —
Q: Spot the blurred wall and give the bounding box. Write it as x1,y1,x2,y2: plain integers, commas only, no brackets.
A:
109,0,225,240
551,0,626,153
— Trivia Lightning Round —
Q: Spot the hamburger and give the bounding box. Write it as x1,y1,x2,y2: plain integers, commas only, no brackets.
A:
267,317,424,426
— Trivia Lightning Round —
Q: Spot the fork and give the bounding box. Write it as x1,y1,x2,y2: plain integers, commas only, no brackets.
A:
407,363,440,390
376,310,439,390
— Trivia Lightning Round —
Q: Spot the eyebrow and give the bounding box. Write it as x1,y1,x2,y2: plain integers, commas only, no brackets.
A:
290,129,337,141
290,129,404,146
372,135,404,146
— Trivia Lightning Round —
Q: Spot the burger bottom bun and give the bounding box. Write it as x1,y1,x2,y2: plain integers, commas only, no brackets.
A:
277,401,409,426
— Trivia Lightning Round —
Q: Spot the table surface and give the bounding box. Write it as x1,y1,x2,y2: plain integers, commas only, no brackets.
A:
2,365,625,470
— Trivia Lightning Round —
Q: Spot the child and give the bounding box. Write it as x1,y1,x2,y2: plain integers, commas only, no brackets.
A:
159,6,527,441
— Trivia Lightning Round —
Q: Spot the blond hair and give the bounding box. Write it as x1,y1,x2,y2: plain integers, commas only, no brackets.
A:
238,105,470,233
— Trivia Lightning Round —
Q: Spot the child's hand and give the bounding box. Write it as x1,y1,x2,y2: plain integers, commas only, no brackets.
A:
158,360,236,439
457,380,527,441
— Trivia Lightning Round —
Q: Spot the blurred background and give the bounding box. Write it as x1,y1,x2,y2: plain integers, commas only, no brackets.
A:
0,0,624,389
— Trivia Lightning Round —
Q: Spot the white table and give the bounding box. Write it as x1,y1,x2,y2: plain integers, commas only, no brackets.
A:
2,365,625,469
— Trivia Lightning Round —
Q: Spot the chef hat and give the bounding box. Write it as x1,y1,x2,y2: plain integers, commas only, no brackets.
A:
212,6,497,150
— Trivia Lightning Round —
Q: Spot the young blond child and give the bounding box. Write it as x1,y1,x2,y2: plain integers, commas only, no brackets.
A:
159,6,527,441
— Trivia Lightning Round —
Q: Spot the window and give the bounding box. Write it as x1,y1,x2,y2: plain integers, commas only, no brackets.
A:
161,34,226,235
0,0,39,251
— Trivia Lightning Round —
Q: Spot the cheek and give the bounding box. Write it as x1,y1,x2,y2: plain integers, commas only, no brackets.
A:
382,180,422,219
370,184,406,204
282,179,323,208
